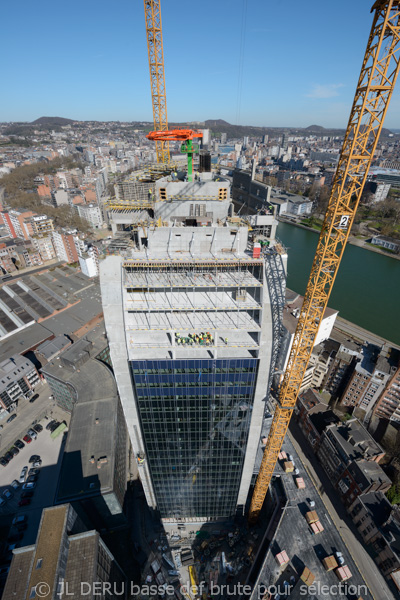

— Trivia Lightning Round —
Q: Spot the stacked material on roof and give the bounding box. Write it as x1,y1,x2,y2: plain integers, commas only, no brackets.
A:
322,555,338,571
283,461,294,473
295,477,305,489
335,566,352,581
300,567,315,586
278,451,287,460
305,510,319,524
310,520,324,534
275,550,290,566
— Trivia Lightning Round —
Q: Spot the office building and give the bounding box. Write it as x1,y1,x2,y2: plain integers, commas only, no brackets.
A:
101,171,286,532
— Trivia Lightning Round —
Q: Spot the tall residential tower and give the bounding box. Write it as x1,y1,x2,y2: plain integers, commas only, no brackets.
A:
100,169,286,533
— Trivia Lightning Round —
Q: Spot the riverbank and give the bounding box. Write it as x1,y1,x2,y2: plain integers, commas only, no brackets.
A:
278,216,400,262
333,315,400,351
277,221,400,345
287,286,400,350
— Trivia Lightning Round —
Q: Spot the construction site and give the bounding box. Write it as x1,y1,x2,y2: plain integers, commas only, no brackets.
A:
99,1,400,599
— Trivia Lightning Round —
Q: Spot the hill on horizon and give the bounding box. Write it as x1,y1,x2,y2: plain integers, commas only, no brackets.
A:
31,116,75,126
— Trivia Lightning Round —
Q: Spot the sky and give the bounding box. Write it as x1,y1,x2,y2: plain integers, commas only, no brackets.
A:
2,0,400,129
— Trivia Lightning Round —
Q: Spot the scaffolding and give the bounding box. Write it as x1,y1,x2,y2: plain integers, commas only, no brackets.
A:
123,258,264,360
263,248,286,413
106,162,180,211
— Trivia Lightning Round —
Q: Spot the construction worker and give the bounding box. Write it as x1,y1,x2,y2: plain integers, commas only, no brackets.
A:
225,337,228,345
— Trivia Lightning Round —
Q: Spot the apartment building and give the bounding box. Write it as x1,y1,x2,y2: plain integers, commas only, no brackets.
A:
77,203,103,229
0,354,40,411
340,344,392,411
1,210,35,239
317,419,389,506
374,364,400,423
32,234,56,261
349,492,400,582
52,229,79,263
22,214,54,238
294,389,340,449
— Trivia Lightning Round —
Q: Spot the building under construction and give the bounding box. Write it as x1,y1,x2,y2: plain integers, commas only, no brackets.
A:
100,162,287,534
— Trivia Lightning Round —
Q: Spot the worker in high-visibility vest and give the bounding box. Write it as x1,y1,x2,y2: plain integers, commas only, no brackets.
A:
225,337,228,345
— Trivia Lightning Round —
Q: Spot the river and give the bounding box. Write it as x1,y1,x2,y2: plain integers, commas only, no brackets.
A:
277,221,400,346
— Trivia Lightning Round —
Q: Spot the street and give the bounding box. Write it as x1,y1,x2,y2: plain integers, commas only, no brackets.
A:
289,420,397,600
1,260,63,283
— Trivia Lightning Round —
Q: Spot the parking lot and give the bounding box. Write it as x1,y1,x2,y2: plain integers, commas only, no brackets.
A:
0,423,66,547
0,382,68,454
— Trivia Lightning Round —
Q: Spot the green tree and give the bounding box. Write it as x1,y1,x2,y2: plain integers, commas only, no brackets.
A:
387,483,400,505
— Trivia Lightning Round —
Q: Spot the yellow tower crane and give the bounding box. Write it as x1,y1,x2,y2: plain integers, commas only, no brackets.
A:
249,0,400,523
143,0,170,163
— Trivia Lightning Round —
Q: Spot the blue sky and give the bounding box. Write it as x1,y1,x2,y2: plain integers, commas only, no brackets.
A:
2,0,400,129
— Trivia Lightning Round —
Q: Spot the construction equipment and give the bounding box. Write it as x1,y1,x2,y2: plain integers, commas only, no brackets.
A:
143,0,170,163
147,129,203,181
249,0,400,522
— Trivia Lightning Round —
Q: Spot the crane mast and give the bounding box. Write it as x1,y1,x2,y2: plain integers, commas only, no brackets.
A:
249,0,400,523
144,0,170,163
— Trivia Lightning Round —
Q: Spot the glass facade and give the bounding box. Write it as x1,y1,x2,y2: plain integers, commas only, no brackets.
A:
130,358,258,520
45,374,77,413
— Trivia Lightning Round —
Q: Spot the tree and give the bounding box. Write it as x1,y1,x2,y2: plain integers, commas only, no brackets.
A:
375,198,394,219
387,483,400,505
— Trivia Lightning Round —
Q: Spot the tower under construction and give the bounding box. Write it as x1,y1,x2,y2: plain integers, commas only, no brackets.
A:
100,165,286,534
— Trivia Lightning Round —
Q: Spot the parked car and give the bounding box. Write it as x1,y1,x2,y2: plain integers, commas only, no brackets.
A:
46,420,57,431
33,424,43,433
29,394,39,403
28,468,40,476
21,490,34,499
4,452,14,461
50,421,61,432
6,414,17,424
10,447,19,457
29,455,40,463
14,439,25,449
15,522,28,532
12,515,27,525
22,482,35,490
2,489,13,500
32,460,42,468
19,466,28,483
10,480,19,490
0,457,9,467
0,498,6,507
18,498,31,507
26,475,37,484
27,429,37,440
23,435,32,444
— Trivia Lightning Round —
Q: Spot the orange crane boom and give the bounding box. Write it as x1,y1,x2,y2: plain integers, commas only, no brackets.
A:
143,0,170,163
249,0,400,522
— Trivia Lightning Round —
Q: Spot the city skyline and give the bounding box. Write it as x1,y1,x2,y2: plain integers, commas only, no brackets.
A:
3,0,400,129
